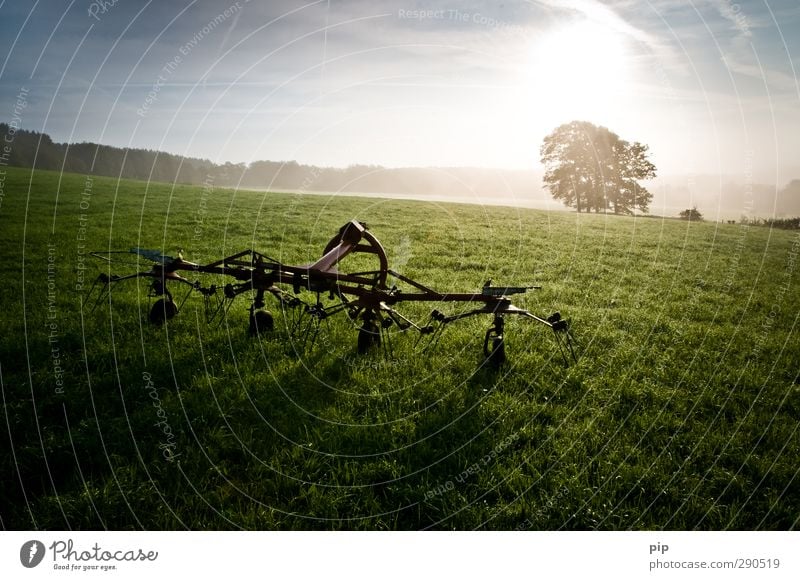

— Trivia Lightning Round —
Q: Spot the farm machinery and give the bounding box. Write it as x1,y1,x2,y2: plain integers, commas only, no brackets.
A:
88,220,577,366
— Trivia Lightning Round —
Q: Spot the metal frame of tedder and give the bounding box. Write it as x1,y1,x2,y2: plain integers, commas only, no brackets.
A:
88,220,578,366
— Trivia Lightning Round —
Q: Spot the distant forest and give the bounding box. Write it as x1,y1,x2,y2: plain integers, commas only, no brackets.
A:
0,123,541,198
4,122,798,219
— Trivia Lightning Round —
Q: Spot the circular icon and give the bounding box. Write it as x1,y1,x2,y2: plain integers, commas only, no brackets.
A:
20,540,46,568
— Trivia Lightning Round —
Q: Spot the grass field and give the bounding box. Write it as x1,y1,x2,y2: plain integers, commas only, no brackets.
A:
1,166,798,530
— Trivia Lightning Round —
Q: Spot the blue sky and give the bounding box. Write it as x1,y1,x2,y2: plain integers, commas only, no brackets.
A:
1,0,798,183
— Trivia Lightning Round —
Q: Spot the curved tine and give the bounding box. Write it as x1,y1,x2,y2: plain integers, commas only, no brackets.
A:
176,284,194,312
84,274,106,310
286,299,317,349
380,321,394,360
206,290,228,324
565,330,579,363
204,291,220,323
412,313,436,349
284,296,309,337
212,296,236,328
298,313,322,351
420,321,447,353
554,332,569,366
289,305,303,336
553,330,579,366
555,319,580,363
90,284,111,313
308,311,325,350
90,273,128,312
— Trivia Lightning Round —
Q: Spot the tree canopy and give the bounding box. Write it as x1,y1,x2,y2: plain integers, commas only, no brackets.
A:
540,121,656,214
679,206,704,221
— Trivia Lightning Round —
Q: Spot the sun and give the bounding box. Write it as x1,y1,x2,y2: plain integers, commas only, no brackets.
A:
524,20,630,120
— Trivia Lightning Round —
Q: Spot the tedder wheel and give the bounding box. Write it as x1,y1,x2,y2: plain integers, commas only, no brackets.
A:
487,336,506,368
249,310,274,336
357,319,381,354
149,298,178,325
483,315,506,368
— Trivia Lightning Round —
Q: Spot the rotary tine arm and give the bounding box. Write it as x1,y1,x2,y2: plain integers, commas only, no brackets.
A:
547,312,579,365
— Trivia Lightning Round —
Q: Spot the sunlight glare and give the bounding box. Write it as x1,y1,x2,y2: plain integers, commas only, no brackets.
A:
525,20,629,120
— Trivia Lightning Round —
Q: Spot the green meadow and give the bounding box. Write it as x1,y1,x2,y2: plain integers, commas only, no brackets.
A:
1,166,798,530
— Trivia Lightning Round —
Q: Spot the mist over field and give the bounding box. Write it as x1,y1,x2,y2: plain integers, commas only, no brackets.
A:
2,123,798,220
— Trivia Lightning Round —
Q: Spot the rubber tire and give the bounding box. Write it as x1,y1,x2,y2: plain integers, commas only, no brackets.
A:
150,298,178,325
487,336,506,368
357,321,380,354
249,310,274,336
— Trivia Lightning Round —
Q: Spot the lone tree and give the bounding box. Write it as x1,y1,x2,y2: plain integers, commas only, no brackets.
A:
679,206,703,221
540,121,656,214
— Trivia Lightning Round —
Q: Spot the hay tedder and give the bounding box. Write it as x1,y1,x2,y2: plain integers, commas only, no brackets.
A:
88,220,577,366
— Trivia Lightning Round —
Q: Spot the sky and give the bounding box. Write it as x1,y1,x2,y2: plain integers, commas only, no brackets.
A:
1,0,799,185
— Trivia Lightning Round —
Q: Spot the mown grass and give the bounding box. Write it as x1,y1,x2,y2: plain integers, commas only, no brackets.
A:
1,166,798,530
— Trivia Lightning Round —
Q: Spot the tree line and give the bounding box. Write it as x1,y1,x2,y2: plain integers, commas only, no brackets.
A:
0,123,540,197
1,123,213,184
11,120,792,222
